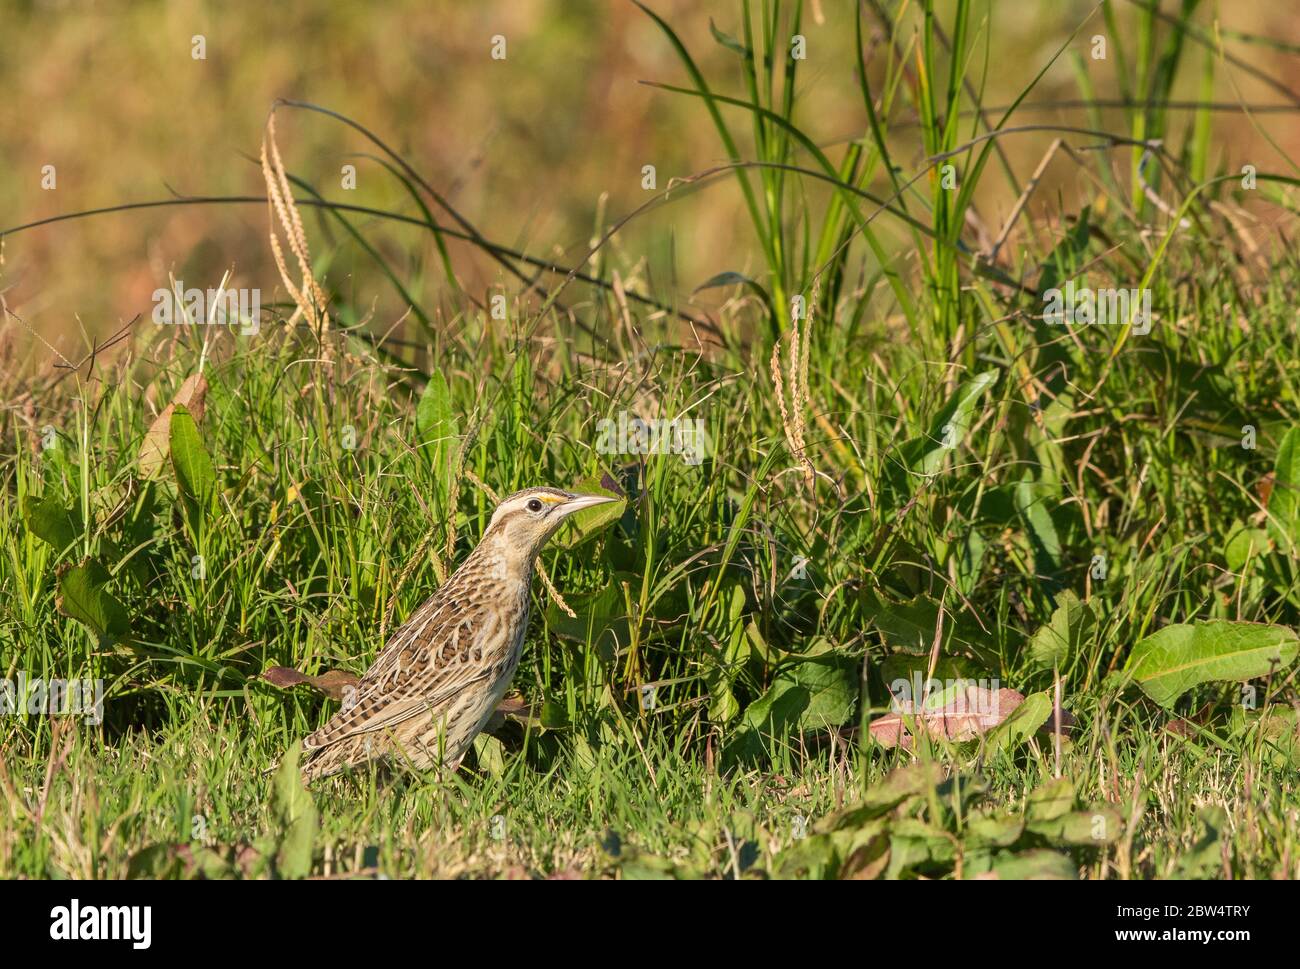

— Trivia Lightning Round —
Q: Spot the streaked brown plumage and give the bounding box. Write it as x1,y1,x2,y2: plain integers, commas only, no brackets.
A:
299,487,617,781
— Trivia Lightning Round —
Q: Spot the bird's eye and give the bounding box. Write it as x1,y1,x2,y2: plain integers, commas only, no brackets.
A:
527,498,544,513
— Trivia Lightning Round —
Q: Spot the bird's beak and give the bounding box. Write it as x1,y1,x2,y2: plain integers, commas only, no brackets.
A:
558,493,621,517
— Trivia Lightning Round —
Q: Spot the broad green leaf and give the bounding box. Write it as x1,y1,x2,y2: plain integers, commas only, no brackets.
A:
555,474,625,549
545,580,630,662
865,593,1000,666
974,849,1076,880
1015,477,1061,570
708,685,740,723
785,654,859,729
169,404,216,503
966,810,1025,848
773,832,844,880
707,582,749,722
836,829,892,880
472,734,506,777
726,654,858,763
953,528,986,597
1224,522,1271,572
126,843,187,879
1027,591,1095,670
1030,391,1074,485
56,558,130,646
776,823,889,880
1267,425,1300,552
126,843,234,879
1025,777,1075,822
23,492,82,552
138,372,208,478
1027,805,1121,846
738,660,837,728
723,582,749,662
901,369,997,476
615,843,704,880
539,700,571,730
272,741,318,879
818,763,944,829
415,371,458,462
414,369,455,441
886,818,958,878
983,690,1054,755
1129,620,1298,707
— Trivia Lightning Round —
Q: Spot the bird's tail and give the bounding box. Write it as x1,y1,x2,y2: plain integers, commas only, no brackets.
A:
262,737,343,783
297,738,358,783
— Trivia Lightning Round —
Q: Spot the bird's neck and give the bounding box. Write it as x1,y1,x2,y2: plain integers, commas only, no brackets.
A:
463,531,536,586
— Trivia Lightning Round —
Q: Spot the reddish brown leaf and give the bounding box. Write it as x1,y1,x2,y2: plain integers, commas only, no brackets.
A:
262,666,312,689
495,694,529,715
308,670,362,700
261,666,359,700
869,686,1026,749
1258,472,1276,507
484,693,539,734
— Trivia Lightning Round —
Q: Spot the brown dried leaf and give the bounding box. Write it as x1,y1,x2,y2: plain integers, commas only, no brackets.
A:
1258,471,1275,507
262,666,312,689
307,670,362,700
484,693,538,733
869,686,1025,749
495,694,529,716
138,373,209,478
261,665,359,700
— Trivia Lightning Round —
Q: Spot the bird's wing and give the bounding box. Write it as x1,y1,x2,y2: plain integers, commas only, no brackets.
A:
355,591,454,690
312,669,496,745
304,582,506,749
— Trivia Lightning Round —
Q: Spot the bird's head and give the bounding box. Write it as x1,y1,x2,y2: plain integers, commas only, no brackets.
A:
484,487,620,561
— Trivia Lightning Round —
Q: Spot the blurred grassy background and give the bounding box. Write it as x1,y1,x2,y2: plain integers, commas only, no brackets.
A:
4,0,1300,366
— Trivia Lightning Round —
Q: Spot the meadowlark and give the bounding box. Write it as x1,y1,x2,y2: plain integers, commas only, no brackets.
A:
299,487,618,782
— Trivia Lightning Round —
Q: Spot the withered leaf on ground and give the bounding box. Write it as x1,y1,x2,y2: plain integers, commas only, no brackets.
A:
487,693,541,726
138,372,209,478
868,686,1026,749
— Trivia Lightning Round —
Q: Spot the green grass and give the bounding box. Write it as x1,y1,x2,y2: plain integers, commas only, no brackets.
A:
5,0,1300,879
